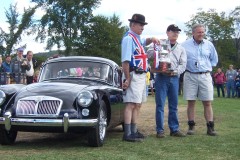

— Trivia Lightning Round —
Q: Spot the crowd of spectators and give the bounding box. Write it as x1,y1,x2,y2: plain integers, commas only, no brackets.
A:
0,49,61,85
212,65,240,98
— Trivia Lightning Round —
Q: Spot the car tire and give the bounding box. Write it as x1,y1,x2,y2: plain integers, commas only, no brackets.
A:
0,127,17,145
88,100,107,147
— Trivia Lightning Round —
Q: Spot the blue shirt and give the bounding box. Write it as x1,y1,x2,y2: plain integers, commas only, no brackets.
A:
2,62,12,73
225,69,237,81
181,38,218,72
121,30,147,69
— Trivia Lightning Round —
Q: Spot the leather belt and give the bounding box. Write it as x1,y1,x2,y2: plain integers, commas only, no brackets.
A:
186,70,210,74
129,67,147,74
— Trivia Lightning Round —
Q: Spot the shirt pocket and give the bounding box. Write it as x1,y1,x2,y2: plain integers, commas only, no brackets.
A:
201,46,211,57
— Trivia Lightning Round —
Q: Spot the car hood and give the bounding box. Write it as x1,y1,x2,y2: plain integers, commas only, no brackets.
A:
10,81,100,116
26,82,86,94
0,84,26,95
15,82,90,105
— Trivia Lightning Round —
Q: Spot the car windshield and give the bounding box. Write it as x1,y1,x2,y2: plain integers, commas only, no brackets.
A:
39,61,113,83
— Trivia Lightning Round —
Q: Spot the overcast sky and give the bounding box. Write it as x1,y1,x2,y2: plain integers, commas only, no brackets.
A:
0,0,239,54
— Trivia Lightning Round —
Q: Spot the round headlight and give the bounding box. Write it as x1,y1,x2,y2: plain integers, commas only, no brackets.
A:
82,109,89,116
77,91,93,107
0,90,6,105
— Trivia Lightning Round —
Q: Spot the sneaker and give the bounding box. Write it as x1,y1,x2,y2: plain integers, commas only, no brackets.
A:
170,130,186,137
156,132,165,138
133,131,146,139
122,134,142,142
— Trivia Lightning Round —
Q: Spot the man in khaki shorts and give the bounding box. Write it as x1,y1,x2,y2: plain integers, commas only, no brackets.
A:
182,24,218,136
121,13,159,142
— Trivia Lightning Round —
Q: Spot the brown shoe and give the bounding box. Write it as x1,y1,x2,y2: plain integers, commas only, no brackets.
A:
207,121,217,136
170,130,186,137
156,132,165,138
187,121,195,135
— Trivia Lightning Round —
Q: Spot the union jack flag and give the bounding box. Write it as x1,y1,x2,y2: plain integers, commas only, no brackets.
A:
128,33,148,71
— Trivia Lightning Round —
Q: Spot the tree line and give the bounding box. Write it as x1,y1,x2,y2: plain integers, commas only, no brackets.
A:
0,0,239,68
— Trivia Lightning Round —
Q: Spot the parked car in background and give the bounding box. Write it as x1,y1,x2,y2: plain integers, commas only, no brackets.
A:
0,56,124,147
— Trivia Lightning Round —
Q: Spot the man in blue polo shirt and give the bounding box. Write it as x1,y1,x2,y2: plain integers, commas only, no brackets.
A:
121,13,159,142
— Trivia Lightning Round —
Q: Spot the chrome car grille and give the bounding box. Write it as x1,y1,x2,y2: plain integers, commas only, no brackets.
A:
16,96,63,117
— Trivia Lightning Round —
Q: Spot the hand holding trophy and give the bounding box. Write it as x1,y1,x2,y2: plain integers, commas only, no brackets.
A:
151,39,172,73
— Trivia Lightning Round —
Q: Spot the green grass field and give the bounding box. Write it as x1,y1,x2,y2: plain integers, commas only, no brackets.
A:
0,94,239,160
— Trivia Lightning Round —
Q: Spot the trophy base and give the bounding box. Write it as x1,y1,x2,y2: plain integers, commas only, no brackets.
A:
151,67,172,73
151,61,171,73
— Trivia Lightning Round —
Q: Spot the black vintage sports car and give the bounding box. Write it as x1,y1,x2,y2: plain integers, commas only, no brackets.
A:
0,56,124,147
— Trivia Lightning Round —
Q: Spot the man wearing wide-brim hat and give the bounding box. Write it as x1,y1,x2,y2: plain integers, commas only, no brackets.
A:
121,13,159,142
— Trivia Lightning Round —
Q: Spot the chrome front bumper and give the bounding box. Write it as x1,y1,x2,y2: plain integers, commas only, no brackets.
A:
0,112,98,133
